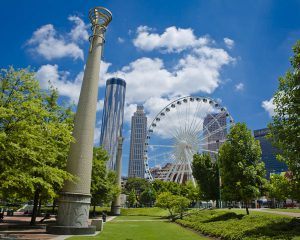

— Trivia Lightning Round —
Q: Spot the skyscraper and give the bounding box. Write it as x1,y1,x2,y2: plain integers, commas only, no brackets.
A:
203,113,227,159
128,105,147,178
100,77,126,170
254,128,288,178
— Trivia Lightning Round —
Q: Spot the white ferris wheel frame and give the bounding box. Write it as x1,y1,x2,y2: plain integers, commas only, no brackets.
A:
143,96,234,185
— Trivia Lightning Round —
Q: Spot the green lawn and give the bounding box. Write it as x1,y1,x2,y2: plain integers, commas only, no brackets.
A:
264,208,300,213
177,209,300,240
68,215,208,240
120,207,169,217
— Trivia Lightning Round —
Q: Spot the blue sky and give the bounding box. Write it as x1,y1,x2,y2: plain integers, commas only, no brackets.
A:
1,0,299,175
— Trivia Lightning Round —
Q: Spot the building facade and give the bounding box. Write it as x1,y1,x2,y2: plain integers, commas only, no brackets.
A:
100,77,126,170
203,113,227,159
128,105,147,178
254,128,288,178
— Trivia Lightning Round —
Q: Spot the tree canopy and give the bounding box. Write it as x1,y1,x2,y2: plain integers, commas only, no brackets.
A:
192,153,219,202
0,67,74,224
269,41,300,199
90,147,119,215
218,123,266,214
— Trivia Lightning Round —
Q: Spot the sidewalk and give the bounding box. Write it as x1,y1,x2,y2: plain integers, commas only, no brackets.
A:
0,212,116,240
251,208,300,218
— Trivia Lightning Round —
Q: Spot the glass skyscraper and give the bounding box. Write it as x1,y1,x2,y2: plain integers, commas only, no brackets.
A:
100,77,126,170
203,113,227,159
254,128,288,178
128,105,147,178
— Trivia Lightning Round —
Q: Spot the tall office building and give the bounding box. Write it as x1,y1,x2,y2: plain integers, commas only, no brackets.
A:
128,105,147,178
100,77,126,170
203,113,227,159
254,128,288,178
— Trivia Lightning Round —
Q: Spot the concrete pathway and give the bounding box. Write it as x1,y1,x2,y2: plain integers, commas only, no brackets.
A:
0,213,116,240
51,216,116,240
251,208,300,218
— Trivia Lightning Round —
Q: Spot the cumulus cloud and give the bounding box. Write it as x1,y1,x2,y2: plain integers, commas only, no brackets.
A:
133,26,209,52
224,37,235,49
36,64,82,103
262,97,275,117
27,15,89,60
96,99,104,112
105,47,234,103
35,60,111,104
235,83,244,91
68,15,89,42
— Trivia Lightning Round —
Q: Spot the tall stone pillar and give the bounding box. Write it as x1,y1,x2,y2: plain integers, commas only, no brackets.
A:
111,137,124,215
47,7,112,235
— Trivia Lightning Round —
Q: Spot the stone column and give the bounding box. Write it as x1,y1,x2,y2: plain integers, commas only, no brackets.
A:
111,137,124,215
47,7,112,235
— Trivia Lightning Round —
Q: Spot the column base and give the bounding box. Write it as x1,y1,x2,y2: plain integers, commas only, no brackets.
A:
46,225,96,235
47,191,94,235
111,205,121,216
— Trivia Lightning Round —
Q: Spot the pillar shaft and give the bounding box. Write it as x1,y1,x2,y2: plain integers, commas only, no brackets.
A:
48,8,112,233
56,25,104,228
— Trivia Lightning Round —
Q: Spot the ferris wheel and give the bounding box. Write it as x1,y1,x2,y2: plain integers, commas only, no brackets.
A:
144,96,234,186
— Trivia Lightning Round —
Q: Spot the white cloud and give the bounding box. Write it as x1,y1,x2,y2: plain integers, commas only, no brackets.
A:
27,24,83,60
36,64,82,103
133,26,209,52
262,97,275,117
224,37,235,49
235,82,244,91
96,99,104,112
124,103,137,123
27,16,89,61
68,15,89,42
117,37,125,43
36,60,110,104
105,46,234,103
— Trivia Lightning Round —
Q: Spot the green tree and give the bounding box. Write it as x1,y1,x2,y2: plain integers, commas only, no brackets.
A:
268,174,291,207
90,147,119,216
0,67,74,224
269,41,300,200
152,179,182,196
218,123,266,215
140,187,156,207
155,192,190,221
124,177,150,205
180,181,200,206
192,153,219,204
128,189,137,207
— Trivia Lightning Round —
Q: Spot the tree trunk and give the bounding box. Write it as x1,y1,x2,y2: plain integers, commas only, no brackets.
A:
245,201,249,215
30,189,40,225
52,199,56,215
37,197,42,217
93,204,96,217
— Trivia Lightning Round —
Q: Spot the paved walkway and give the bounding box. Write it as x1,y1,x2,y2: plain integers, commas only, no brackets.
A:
251,208,300,218
0,212,116,240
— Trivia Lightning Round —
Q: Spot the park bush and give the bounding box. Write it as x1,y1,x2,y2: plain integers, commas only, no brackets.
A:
176,209,300,239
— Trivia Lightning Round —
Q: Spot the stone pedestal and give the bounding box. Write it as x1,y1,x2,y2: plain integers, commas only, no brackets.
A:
46,193,95,234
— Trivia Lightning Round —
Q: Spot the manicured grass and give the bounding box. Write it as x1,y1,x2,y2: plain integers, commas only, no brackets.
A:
68,216,208,240
120,207,169,217
176,209,300,240
264,208,300,213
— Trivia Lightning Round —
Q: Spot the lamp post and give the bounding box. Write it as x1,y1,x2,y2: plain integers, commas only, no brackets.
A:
111,136,124,215
47,7,112,235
